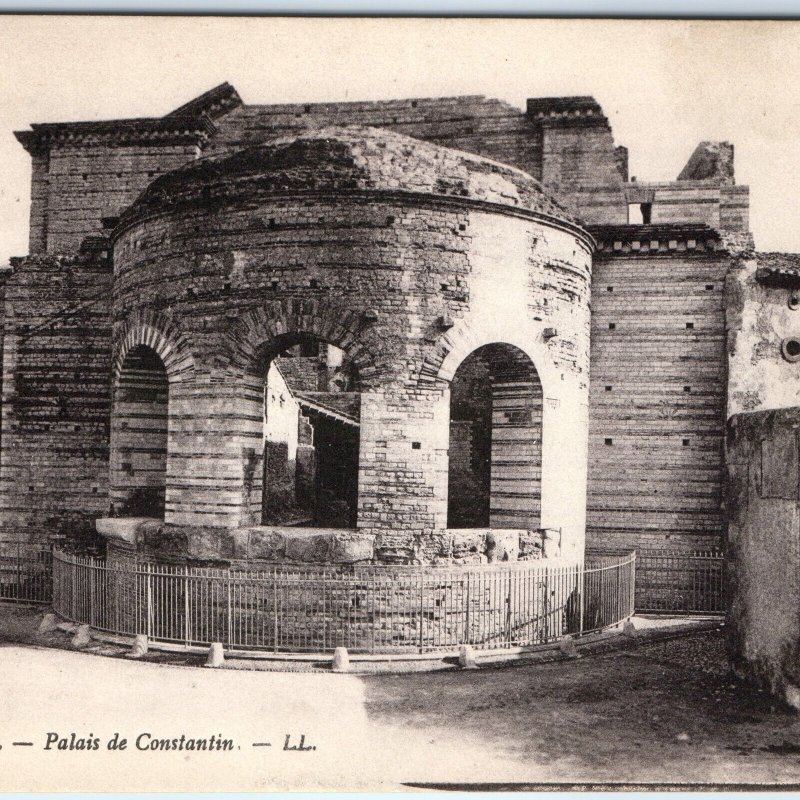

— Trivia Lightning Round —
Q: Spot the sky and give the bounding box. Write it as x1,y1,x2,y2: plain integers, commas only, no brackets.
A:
1,15,799,263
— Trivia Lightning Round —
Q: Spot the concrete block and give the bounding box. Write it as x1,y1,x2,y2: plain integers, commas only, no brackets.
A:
205,642,225,668
37,613,58,634
70,624,92,649
332,646,350,673
458,644,478,669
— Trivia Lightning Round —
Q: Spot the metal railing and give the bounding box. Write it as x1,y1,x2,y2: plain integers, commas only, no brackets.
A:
634,549,724,614
0,541,53,604
52,551,636,655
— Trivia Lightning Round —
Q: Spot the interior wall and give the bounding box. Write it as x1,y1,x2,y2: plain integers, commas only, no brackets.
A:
447,344,543,531
109,345,168,519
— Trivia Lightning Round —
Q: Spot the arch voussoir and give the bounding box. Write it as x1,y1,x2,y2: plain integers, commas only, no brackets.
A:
113,309,195,384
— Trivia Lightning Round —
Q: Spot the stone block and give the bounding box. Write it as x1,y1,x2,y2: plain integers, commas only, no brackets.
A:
559,634,578,658
332,534,375,563
70,624,92,649
519,530,544,559
245,528,286,561
128,634,148,658
205,642,225,668
37,613,58,634
458,644,478,669
285,531,336,563
96,517,157,546
142,522,187,556
485,529,520,563
186,527,236,561
449,529,487,560
332,646,350,673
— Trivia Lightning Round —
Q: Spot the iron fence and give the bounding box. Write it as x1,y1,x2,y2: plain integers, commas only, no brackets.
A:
633,549,724,614
52,552,636,655
0,541,53,604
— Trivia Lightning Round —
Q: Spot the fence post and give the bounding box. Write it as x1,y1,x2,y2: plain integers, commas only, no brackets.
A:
272,569,278,654
465,571,471,645
226,573,233,647
146,563,152,640
578,562,585,635
184,566,191,646
630,553,637,617
418,571,424,654
90,560,96,628
16,542,21,601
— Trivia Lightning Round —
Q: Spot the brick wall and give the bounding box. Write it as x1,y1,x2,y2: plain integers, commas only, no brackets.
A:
586,225,730,551
105,128,591,561
0,252,113,544
109,344,168,518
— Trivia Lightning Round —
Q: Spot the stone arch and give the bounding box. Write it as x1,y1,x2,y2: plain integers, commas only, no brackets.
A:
418,319,560,396
113,309,195,385
227,299,379,384
110,343,170,519
446,342,545,530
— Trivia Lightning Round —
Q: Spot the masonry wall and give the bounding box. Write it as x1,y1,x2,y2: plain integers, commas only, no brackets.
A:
726,253,800,416
109,345,168,518
0,253,113,544
27,142,201,255
107,131,592,563
587,231,729,551
726,407,800,706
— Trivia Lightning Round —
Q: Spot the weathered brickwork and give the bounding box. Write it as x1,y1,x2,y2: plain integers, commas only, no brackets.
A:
586,225,730,552
102,127,592,562
0,251,113,544
7,81,785,574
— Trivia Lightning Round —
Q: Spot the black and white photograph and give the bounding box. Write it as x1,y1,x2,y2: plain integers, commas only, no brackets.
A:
0,13,799,791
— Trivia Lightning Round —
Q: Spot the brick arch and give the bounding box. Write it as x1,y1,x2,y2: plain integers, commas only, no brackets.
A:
417,320,559,395
227,299,379,383
113,310,195,383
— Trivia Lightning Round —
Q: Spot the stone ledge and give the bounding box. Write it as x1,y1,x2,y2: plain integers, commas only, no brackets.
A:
98,519,562,566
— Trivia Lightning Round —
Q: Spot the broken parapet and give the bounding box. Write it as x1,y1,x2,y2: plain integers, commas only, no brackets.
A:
677,141,735,184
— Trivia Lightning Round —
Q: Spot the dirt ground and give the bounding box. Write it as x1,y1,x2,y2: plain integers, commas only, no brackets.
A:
2,603,800,789
363,631,800,787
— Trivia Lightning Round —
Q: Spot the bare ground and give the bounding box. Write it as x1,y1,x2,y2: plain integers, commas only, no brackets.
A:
3,603,800,788
363,630,800,787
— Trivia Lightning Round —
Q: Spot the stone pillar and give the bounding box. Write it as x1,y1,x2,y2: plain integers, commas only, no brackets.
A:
357,386,450,535
539,386,589,561
165,372,263,529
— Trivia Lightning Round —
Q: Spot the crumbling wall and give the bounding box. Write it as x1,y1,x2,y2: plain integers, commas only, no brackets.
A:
726,407,800,706
726,253,800,416
107,128,592,563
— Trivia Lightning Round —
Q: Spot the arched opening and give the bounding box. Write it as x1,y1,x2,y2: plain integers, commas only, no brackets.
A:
110,344,169,519
447,343,543,529
259,333,361,528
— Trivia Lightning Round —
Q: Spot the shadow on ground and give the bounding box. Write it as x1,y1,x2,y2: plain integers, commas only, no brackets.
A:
361,630,800,786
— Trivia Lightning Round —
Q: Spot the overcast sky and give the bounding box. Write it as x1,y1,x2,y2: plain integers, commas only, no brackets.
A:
1,16,799,263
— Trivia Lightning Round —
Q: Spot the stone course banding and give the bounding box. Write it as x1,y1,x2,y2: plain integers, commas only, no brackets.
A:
6,84,756,569
104,127,592,564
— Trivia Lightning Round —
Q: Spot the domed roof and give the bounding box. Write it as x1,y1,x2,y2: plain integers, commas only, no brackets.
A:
119,126,575,228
